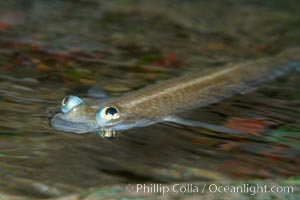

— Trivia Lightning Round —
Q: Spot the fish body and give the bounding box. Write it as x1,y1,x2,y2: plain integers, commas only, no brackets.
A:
50,47,300,134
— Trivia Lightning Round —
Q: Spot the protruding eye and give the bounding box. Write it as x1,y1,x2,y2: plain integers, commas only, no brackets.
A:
61,95,83,113
96,106,120,122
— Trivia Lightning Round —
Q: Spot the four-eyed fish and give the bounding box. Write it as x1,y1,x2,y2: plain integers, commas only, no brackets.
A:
50,47,300,138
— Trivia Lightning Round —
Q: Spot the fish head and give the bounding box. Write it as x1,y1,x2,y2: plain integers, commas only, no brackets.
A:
50,95,99,133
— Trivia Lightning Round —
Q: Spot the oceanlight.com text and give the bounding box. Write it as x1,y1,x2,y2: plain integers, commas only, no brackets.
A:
124,183,295,196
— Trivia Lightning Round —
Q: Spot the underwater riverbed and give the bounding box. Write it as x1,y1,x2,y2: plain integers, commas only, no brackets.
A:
0,0,299,199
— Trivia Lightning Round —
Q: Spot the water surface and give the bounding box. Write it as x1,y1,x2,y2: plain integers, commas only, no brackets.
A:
0,0,299,199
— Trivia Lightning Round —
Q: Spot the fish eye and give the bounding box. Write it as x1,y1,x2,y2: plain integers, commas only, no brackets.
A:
61,95,83,113
96,106,120,122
